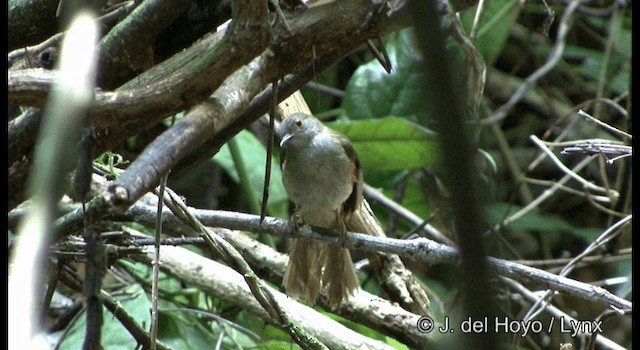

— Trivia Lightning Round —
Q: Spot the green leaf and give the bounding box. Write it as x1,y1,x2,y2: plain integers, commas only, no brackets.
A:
341,28,468,124
58,284,152,350
460,0,517,65
486,203,600,241
329,117,439,171
213,130,288,218
341,29,425,121
156,310,220,349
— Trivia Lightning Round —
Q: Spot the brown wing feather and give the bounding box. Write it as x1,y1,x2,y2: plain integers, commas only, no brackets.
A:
340,136,363,215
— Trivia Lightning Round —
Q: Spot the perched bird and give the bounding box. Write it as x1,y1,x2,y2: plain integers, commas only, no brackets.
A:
277,113,361,307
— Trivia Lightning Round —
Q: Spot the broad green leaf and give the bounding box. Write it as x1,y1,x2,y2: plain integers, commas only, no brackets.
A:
213,130,288,217
328,117,439,171
460,0,517,65
156,310,219,349
341,29,425,121
341,28,467,124
58,284,152,350
157,309,262,349
486,203,600,241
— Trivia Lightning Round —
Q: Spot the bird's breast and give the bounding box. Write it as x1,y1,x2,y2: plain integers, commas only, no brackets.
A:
282,139,354,216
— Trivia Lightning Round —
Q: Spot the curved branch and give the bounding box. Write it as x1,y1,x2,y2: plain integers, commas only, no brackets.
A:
96,0,195,88
8,0,407,210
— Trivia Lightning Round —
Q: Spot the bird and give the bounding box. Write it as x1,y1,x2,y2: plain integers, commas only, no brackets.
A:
277,112,361,308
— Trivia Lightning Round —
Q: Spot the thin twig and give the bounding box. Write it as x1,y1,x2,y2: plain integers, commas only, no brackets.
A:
158,187,326,349
487,156,595,231
530,135,618,198
481,0,582,125
502,277,627,350
522,177,613,203
363,184,456,246
510,247,631,268
522,214,632,322
121,203,634,310
576,109,632,140
150,173,169,350
469,0,486,41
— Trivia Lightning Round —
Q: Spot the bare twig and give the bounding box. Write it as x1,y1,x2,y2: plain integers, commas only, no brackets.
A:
522,215,632,323
576,109,632,140
363,184,456,246
149,173,169,350
469,0,486,41
501,277,626,350
481,0,582,125
115,203,632,310
530,135,618,198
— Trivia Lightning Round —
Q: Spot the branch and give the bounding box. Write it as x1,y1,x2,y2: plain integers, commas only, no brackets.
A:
132,244,425,350
96,0,195,89
8,0,408,210
502,277,627,350
481,0,582,125
51,199,631,311
57,264,173,350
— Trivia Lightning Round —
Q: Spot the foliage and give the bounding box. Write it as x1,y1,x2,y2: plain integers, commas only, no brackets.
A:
8,0,631,349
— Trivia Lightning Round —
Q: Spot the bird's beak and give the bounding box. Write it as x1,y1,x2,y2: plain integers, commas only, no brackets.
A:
279,134,292,148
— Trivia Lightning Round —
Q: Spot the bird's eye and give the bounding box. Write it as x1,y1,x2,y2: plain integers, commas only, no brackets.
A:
295,119,302,127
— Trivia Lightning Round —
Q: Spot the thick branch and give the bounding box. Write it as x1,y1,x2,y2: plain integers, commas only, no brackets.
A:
96,0,195,88
133,245,423,350
8,0,405,210
105,0,398,206
8,0,59,50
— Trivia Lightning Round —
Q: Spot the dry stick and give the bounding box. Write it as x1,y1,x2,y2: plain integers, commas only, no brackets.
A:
522,214,632,323
469,0,487,41
116,203,632,310
588,305,632,350
522,177,612,203
58,265,173,350
510,248,631,269
481,0,582,125
363,184,456,246
157,187,327,350
261,80,279,224
150,173,168,350
488,156,597,231
576,109,632,140
501,277,626,350
529,135,618,198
